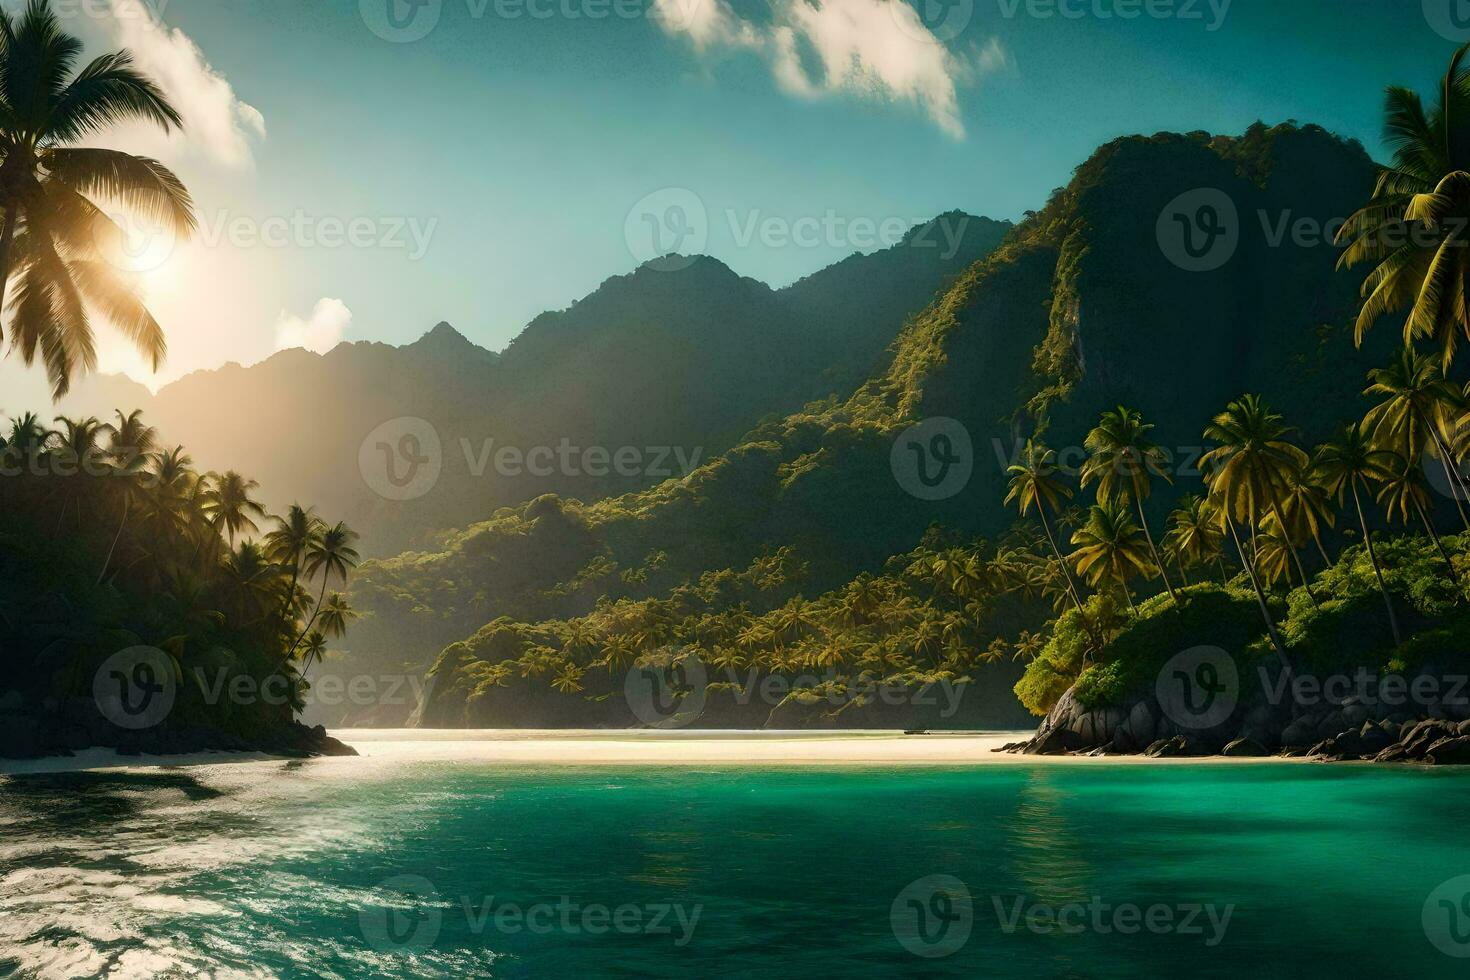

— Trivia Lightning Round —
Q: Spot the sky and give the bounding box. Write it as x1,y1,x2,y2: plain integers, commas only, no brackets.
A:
0,0,1466,409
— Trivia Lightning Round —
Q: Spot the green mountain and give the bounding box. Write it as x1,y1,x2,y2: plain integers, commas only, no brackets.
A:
341,122,1405,729
40,213,1006,558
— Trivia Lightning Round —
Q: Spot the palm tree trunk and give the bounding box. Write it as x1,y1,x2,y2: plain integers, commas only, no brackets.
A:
1226,514,1290,665
285,574,330,663
1121,582,1138,616
1421,408,1470,531
1413,495,1463,593
1351,480,1403,645
1175,556,1191,587
0,201,18,316
1135,500,1179,605
1270,501,1319,609
1312,531,1333,568
97,490,130,585
1037,501,1103,654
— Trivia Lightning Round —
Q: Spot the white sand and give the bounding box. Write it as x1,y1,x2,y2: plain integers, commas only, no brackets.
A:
0,729,1309,775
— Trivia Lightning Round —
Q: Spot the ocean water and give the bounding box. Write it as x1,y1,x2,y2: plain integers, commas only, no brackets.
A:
3,746,1470,978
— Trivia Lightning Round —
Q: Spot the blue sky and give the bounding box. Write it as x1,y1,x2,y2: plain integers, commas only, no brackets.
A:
1,0,1465,408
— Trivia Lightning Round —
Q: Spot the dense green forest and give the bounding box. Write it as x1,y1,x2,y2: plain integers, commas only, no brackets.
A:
344,114,1419,729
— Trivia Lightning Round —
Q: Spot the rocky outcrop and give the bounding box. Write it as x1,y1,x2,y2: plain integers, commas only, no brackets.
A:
0,695,357,762
1004,666,1470,764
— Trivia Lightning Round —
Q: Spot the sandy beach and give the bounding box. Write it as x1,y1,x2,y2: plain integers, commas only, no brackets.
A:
0,728,1324,775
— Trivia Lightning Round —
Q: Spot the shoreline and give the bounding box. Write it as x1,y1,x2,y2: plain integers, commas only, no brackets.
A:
0,729,1340,776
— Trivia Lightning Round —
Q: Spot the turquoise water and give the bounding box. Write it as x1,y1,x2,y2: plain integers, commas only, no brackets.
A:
4,756,1470,977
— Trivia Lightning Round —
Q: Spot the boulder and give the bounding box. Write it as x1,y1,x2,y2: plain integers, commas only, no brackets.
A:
1222,737,1270,757
1426,735,1470,765
1126,701,1156,748
1145,735,1197,758
1357,721,1394,755
1372,743,1410,764
1025,728,1085,756
1280,717,1319,748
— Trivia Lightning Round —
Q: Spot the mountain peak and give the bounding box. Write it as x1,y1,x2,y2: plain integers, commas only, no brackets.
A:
407,321,498,363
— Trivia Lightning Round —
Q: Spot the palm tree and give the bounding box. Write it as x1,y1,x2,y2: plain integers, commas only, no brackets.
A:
1336,43,1470,369
287,520,359,660
263,504,321,631
1376,451,1463,592
201,471,265,547
0,0,196,398
1315,423,1403,644
95,408,155,582
1363,348,1470,527
1277,464,1338,568
1005,439,1089,620
1080,406,1179,604
1068,501,1153,615
1200,395,1310,655
1163,494,1228,584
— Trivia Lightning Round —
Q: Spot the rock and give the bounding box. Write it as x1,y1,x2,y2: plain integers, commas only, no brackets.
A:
1457,719,1470,737
1144,735,1198,758
1357,721,1393,755
1404,721,1454,758
1277,746,1310,758
1342,704,1370,728
1373,744,1410,764
1316,710,1347,739
1280,717,1319,748
1024,728,1085,756
1306,739,1349,762
1126,701,1156,748
1222,737,1270,757
1426,735,1470,765
1331,729,1367,757
1110,726,1137,754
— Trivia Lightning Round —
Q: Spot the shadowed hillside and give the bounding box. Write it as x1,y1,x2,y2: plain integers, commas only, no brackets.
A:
340,122,1406,728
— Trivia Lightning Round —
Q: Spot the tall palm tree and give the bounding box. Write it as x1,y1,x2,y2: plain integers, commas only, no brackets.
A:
1337,43,1470,369
1277,464,1338,568
263,503,321,632
1005,439,1089,621
1163,493,1228,585
1363,348,1470,527
95,408,156,582
1069,501,1153,615
1315,423,1403,644
1080,406,1179,604
0,0,196,398
1199,396,1304,658
201,471,265,547
1376,451,1462,593
286,520,359,661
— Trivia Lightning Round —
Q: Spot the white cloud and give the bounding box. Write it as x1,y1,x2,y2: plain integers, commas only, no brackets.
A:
274,298,352,355
93,0,266,168
653,0,1007,138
